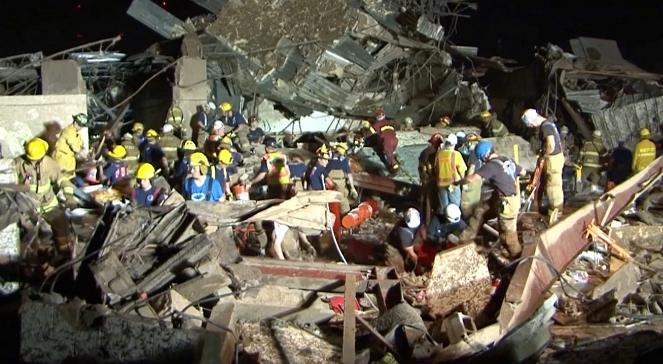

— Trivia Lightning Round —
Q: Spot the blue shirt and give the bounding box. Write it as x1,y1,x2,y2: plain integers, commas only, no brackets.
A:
104,161,128,186
427,215,466,242
140,143,165,168
174,157,191,180
133,186,164,207
289,162,307,179
247,127,265,143
307,163,328,191
183,176,223,202
212,166,228,187
225,112,246,128
327,155,350,174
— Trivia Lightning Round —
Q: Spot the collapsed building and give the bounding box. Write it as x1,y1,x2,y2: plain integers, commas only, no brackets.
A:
2,1,663,363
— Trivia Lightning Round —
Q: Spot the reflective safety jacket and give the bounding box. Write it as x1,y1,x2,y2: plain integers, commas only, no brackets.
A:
14,155,74,214
263,151,290,186
633,139,656,173
579,138,608,170
54,123,84,177
485,118,508,138
435,147,467,187
160,134,182,162
121,140,139,171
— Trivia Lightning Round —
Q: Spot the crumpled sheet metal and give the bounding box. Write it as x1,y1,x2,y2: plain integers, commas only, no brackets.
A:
591,94,663,149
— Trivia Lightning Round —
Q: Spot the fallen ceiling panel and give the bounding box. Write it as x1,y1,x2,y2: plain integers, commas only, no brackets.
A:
127,0,188,40
591,94,663,149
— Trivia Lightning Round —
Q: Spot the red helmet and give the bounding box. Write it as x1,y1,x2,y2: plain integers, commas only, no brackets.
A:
375,108,385,117
428,133,443,147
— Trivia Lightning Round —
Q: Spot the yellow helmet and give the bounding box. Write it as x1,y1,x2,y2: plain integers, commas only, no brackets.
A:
220,102,233,112
132,122,144,133
480,111,492,119
221,135,233,145
108,145,127,159
180,139,196,151
439,116,451,126
136,163,156,180
217,149,233,165
640,128,651,138
335,142,349,155
145,129,159,139
361,120,371,129
316,145,331,159
26,138,49,161
189,152,209,167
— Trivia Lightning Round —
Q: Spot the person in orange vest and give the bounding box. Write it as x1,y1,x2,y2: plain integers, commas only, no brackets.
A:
633,128,657,173
434,133,467,213
247,137,291,198
366,108,400,174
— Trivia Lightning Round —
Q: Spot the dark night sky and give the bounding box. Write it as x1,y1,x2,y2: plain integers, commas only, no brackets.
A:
2,0,662,71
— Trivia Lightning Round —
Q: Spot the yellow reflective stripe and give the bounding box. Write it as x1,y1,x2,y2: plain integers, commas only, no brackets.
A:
584,162,601,168
380,125,395,132
125,156,138,161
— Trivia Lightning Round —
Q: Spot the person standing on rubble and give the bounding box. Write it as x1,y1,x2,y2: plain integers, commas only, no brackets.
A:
578,130,608,194
608,140,633,187
191,104,212,147
460,133,483,218
434,133,467,213
54,113,89,179
221,102,250,153
480,111,509,138
522,108,565,224
633,128,657,173
139,129,170,177
160,123,181,170
326,143,358,213
366,108,400,174
131,122,145,148
306,146,333,191
248,137,291,199
247,116,265,144
462,140,525,257
172,139,197,187
132,163,166,207
387,208,422,271
103,145,129,186
218,135,244,175
204,121,225,158
182,152,223,202
418,133,443,225
120,133,140,172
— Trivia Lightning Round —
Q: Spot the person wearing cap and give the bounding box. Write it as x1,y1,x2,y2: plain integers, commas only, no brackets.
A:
480,111,509,138
54,113,89,179
419,133,443,224
327,142,358,213
633,128,657,173
608,140,633,187
387,208,423,270
427,204,466,246
248,137,291,198
160,123,181,167
132,163,166,207
521,108,565,224
191,104,212,147
182,152,223,202
139,129,170,176
578,130,608,193
131,121,145,148
103,145,129,186
368,108,400,174
16,138,77,253
247,116,265,144
306,146,333,191
462,140,525,257
120,133,140,172
434,133,467,213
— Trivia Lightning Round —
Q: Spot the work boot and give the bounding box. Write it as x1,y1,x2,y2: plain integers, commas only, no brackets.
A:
503,231,521,258
548,208,561,226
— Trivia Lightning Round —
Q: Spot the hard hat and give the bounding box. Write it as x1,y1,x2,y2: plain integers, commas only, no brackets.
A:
218,149,233,165
108,145,127,159
445,204,461,223
592,130,602,138
213,120,224,131
122,133,133,141
446,133,458,146
25,138,49,161
189,152,210,167
404,116,414,125
335,142,349,155
361,120,371,129
405,208,421,229
263,137,277,148
145,129,159,139
428,133,443,146
480,111,492,119
136,163,156,180
316,145,330,159
560,125,569,134
132,122,144,133
207,101,216,110
220,135,233,146
166,106,184,125
475,140,493,161
467,133,481,142
640,128,651,138
521,108,545,127
439,116,451,126
455,131,466,140
375,108,385,116
220,102,233,112
180,139,196,151
162,123,174,134
73,113,89,127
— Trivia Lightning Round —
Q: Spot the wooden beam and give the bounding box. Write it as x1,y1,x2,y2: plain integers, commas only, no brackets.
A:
343,274,356,364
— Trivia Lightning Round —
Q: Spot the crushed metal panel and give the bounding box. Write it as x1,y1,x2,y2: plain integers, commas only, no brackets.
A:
327,37,374,70
127,0,188,39
564,89,608,114
190,0,225,14
416,16,445,42
297,72,353,109
591,94,663,149
569,37,630,65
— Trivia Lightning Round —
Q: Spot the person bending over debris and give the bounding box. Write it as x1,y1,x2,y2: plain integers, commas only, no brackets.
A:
460,133,483,218
434,133,467,213
103,145,129,186
578,130,608,194
247,116,265,144
387,208,423,270
54,113,89,179
247,137,291,199
427,204,466,246
365,108,400,174
306,146,333,191
327,142,358,213
633,127,657,174
418,133,443,224
132,163,166,207
480,111,509,138
522,108,564,224
462,140,525,257
182,152,223,202
288,154,308,193
140,129,170,177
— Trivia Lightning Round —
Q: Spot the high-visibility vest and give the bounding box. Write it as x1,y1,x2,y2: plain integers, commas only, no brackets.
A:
264,151,290,185
633,139,656,172
580,140,607,169
436,148,465,187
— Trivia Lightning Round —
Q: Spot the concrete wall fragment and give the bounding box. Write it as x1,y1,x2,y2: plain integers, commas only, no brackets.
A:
172,57,209,139
41,60,86,95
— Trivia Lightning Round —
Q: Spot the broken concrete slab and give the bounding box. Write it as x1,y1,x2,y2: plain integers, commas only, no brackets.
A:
373,302,426,334
41,60,86,95
426,243,492,319
592,261,641,303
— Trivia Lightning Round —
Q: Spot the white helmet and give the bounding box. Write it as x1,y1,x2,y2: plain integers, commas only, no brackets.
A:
446,133,458,146
445,204,461,223
592,130,602,138
122,133,132,141
521,108,545,127
213,120,224,131
455,131,466,139
207,101,216,110
162,123,174,134
405,208,421,229
560,125,569,134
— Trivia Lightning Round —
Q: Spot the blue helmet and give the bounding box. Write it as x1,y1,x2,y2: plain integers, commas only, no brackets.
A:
475,140,493,161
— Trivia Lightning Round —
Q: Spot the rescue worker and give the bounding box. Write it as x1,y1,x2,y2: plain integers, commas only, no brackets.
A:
480,111,509,138
608,141,633,186
427,204,466,246
578,130,608,193
54,113,89,178
120,133,140,172
463,140,525,257
269,221,317,260
104,145,129,186
213,149,234,198
191,104,212,147
218,135,244,175
248,137,291,199
131,122,145,148
247,116,265,144
633,127,657,173
460,133,483,218
436,115,451,128
327,143,358,213
368,108,400,174
139,129,169,176
173,139,196,188
434,133,467,213
182,152,223,202
306,146,333,191
387,208,422,271
15,138,77,253
522,108,564,224
220,102,247,129
288,154,308,193
132,163,165,207
418,133,443,225
160,123,181,168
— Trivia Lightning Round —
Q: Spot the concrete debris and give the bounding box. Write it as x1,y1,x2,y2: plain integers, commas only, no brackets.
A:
591,261,641,303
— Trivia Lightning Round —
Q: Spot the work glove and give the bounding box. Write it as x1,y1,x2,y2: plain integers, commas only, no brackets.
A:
349,187,358,200
65,196,78,209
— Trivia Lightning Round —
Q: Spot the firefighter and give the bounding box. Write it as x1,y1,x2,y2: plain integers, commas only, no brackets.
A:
460,133,483,218
368,108,400,174
213,149,234,198
182,152,223,202
480,111,509,138
418,133,443,225
327,142,358,213
173,139,197,188
16,138,77,252
104,145,129,186
522,108,565,224
160,123,181,168
578,130,608,193
120,133,140,172
434,133,467,213
132,163,166,207
54,113,89,179
633,127,657,173
436,115,451,128
139,129,169,176
306,146,333,191
463,141,525,257
191,104,212,148
131,122,145,148
220,102,247,129
248,137,291,199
